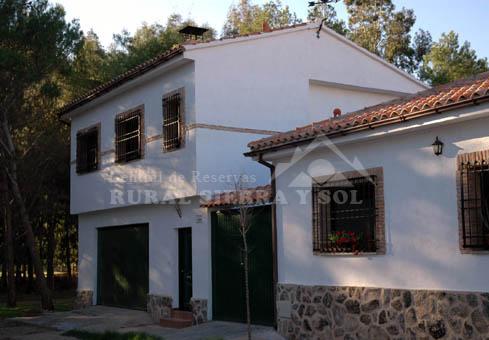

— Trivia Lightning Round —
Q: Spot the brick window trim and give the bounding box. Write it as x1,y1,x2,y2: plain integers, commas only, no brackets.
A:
457,149,489,254
76,123,101,175
312,167,386,256
114,105,145,163
162,88,185,152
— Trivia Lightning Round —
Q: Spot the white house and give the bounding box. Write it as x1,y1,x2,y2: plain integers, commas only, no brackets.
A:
59,22,427,327
245,72,489,339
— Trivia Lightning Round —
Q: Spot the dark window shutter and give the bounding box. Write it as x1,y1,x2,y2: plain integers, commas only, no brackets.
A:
76,126,99,174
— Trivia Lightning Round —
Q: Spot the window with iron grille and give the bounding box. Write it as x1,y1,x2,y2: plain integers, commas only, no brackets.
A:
163,91,183,152
76,126,99,174
312,176,378,254
459,154,489,250
115,108,143,163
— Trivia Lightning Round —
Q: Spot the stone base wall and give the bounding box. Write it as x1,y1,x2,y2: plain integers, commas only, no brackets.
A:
147,294,172,323
190,298,208,325
277,284,489,340
74,290,93,309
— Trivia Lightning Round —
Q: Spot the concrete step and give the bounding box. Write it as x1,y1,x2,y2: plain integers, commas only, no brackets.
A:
170,309,193,321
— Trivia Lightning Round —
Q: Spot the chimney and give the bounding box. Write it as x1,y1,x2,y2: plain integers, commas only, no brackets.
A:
333,108,342,118
178,25,209,41
262,21,272,33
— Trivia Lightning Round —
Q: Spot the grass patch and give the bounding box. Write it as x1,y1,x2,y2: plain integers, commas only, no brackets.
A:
0,290,75,318
63,330,163,340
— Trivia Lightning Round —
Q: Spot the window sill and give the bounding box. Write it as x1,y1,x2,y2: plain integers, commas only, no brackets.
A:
115,156,143,165
76,167,100,176
313,251,382,257
163,147,184,153
460,248,489,255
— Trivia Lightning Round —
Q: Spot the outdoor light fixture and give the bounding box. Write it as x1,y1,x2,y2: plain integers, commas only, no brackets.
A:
432,136,444,156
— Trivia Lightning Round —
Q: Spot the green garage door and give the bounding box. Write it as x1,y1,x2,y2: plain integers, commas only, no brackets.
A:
212,206,274,325
97,224,149,310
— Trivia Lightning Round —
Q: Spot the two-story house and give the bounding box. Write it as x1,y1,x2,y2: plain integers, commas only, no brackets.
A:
59,22,427,325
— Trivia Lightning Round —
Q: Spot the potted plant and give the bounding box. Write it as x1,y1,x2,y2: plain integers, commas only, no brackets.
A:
328,230,363,255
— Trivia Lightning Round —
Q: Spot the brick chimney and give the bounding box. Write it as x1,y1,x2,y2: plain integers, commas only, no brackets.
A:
262,21,272,33
333,108,342,118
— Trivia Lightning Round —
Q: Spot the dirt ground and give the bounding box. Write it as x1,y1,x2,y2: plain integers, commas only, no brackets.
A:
0,319,74,340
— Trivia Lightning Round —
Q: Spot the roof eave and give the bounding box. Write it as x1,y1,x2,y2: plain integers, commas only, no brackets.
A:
245,95,489,157
58,47,185,120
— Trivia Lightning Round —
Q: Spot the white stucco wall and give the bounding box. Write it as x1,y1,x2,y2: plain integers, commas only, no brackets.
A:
77,197,212,314
195,128,271,194
272,104,489,292
187,25,426,131
308,83,398,121
70,62,197,214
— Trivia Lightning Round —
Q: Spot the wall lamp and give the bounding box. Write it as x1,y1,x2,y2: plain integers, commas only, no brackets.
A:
432,136,444,156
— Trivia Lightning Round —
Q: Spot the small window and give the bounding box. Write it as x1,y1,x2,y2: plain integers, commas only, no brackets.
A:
163,91,183,152
76,126,99,174
312,175,379,254
459,155,489,250
115,107,143,163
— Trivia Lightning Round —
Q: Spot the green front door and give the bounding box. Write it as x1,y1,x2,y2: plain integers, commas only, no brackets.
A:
212,206,274,325
97,224,149,309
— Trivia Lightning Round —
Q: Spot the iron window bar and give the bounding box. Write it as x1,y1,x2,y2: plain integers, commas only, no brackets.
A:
460,160,489,249
115,111,142,163
313,176,378,253
163,93,182,152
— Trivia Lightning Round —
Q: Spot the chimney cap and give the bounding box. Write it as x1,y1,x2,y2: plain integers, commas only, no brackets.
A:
178,25,209,37
262,21,272,33
333,108,342,117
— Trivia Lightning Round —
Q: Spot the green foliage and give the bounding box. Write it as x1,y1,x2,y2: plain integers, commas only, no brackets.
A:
63,330,163,340
0,0,82,299
419,31,489,85
107,15,215,76
223,0,301,37
0,291,75,318
0,0,82,105
344,0,417,72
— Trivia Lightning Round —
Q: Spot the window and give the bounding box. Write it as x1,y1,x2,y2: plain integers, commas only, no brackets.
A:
312,168,385,254
115,107,143,163
76,126,99,174
459,152,489,250
163,90,184,151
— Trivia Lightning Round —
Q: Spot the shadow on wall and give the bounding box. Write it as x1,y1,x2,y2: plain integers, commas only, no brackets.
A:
278,118,489,291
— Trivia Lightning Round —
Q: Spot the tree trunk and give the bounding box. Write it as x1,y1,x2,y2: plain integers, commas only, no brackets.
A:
4,202,16,307
5,161,53,310
1,115,53,309
241,232,252,340
1,259,6,289
27,250,34,293
47,219,55,290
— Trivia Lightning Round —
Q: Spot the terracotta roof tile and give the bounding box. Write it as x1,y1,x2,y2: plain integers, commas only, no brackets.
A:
200,185,272,208
58,47,184,117
58,23,310,118
247,72,489,155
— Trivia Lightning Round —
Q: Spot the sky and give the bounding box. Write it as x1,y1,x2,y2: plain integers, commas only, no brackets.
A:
53,0,489,59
